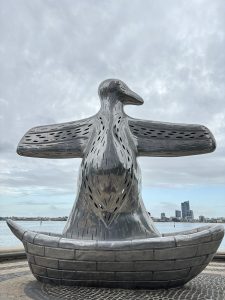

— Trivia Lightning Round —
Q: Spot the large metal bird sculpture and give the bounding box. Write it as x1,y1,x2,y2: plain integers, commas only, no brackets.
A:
17,79,216,241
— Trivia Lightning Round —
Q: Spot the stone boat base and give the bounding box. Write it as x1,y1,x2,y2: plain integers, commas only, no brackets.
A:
7,220,224,289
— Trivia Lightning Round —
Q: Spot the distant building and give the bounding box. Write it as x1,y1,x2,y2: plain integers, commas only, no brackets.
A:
181,201,190,219
161,213,166,220
181,201,195,221
199,215,205,222
175,210,181,218
188,210,194,220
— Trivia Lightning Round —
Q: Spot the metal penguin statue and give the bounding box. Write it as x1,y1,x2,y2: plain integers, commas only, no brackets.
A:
7,79,223,288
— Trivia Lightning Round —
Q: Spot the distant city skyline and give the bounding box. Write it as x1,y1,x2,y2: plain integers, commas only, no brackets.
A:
1,194,225,220
159,200,225,221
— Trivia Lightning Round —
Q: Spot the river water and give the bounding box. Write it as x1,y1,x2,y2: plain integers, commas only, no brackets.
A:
0,221,224,251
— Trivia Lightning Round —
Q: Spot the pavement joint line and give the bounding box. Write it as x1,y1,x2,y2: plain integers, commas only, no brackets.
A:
204,270,225,273
0,259,27,264
0,263,28,270
0,270,31,283
0,260,28,267
205,267,225,271
0,266,29,276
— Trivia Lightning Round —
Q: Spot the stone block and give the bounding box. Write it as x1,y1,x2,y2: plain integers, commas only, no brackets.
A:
23,231,38,244
114,250,133,261
76,250,115,261
154,245,197,260
26,253,35,264
62,271,115,281
34,234,60,247
78,271,115,281
210,225,224,241
97,261,134,272
61,271,77,280
37,231,61,237
97,240,131,250
135,260,174,271
131,237,175,249
59,238,97,250
163,228,198,237
212,230,224,241
23,241,28,252
174,255,206,269
115,271,153,281
115,250,153,261
27,242,45,256
47,268,62,279
188,263,207,279
179,228,198,235
196,240,220,256
30,263,47,276
45,247,75,259
197,225,211,232
153,268,189,281
35,275,61,285
175,231,212,247
60,279,101,287
204,253,215,265
34,256,58,269
168,278,187,288
59,260,96,271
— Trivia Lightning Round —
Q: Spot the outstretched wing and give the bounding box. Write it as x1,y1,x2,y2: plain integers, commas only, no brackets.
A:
128,118,216,157
17,117,94,158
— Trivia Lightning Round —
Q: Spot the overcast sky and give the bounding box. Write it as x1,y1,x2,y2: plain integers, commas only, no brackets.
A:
0,0,225,219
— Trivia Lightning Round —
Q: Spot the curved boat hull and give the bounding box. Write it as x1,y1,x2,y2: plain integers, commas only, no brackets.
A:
7,220,224,289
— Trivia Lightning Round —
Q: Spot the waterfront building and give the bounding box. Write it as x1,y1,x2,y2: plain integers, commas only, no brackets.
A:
180,201,195,221
175,210,181,218
181,201,190,219
161,212,166,220
199,215,205,222
188,209,194,220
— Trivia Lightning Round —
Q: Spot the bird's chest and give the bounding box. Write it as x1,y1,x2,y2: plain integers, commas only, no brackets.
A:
81,115,135,225
87,117,132,176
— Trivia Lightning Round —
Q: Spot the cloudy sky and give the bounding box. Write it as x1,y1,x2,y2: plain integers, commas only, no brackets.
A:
0,0,225,219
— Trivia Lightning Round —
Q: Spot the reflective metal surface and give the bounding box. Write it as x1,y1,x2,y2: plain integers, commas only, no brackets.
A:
17,79,216,240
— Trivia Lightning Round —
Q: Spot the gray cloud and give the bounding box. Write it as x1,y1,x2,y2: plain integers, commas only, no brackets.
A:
0,0,224,200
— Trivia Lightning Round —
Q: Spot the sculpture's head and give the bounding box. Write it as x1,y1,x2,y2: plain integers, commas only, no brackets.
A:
98,79,144,106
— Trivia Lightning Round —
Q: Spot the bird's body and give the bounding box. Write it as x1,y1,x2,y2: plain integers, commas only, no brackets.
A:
17,79,216,240
63,85,160,240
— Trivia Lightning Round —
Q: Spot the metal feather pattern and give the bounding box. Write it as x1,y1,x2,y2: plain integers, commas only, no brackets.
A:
128,119,216,157
17,117,94,158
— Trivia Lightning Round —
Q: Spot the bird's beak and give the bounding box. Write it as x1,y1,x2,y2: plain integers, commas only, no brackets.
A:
122,88,144,105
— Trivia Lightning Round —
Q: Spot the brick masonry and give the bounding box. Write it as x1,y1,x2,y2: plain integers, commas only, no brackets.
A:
1,259,225,299
7,220,224,288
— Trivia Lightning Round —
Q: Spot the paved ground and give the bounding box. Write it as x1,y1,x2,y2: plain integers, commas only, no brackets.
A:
0,259,224,300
